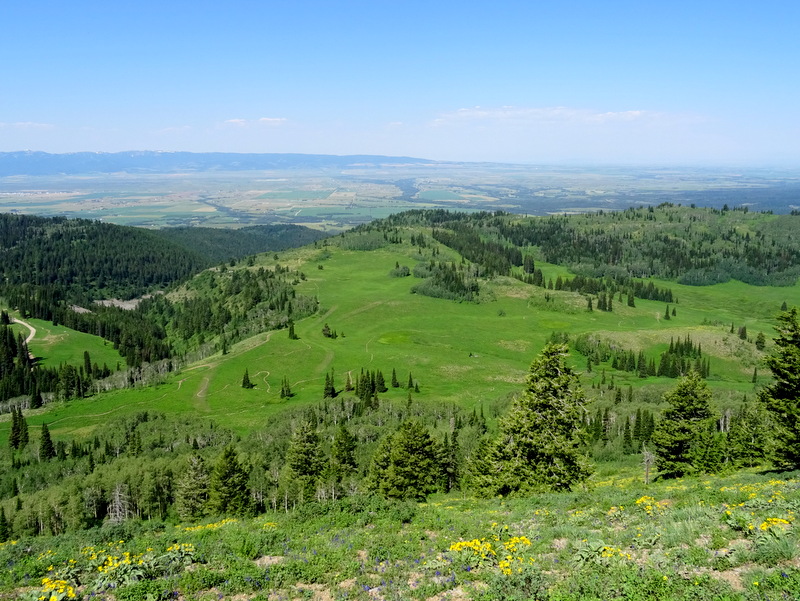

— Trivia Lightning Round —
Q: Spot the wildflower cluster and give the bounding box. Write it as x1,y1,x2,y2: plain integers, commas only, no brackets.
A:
183,517,238,532
448,523,537,576
635,495,669,516
35,577,77,600
760,517,792,532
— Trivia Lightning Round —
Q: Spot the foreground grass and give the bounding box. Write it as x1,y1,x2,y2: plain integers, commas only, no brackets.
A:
5,467,800,600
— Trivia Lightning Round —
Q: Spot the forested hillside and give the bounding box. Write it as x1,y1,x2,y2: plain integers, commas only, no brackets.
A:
1,204,799,600
0,214,207,302
379,204,800,286
151,224,327,264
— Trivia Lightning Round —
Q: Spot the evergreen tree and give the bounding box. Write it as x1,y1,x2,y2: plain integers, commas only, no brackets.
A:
286,421,326,479
376,370,388,393
759,308,800,468
8,407,20,450
438,431,460,492
726,401,771,467
175,454,210,521
651,371,717,478
40,422,55,461
391,368,399,388
471,343,592,496
208,446,251,516
369,420,439,501
280,376,293,398
0,507,8,542
323,370,336,398
330,424,357,480
241,369,254,389
755,331,766,351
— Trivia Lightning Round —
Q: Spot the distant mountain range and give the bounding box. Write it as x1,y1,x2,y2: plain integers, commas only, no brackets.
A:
0,151,438,176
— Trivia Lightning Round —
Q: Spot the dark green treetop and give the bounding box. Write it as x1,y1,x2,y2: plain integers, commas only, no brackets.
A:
470,343,592,496
651,370,717,478
759,308,800,469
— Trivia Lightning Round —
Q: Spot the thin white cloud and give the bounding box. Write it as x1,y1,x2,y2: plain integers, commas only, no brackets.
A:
0,121,55,130
257,117,287,125
430,106,674,127
224,118,248,127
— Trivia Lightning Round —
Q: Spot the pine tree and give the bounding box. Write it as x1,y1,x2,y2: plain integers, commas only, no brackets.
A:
376,370,388,393
331,424,357,480
208,446,251,516
8,407,20,450
407,372,414,389
755,332,766,351
470,343,592,496
759,308,800,468
286,421,326,479
241,369,254,389
726,401,771,467
175,454,210,521
391,368,399,388
0,507,8,542
40,422,55,461
651,371,717,478
280,376,293,398
438,431,460,492
370,420,439,501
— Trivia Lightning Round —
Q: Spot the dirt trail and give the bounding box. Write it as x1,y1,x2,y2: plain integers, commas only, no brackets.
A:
10,317,36,359
11,317,36,345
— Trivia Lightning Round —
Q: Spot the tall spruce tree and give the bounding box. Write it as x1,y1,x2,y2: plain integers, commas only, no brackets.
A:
0,507,8,542
286,421,326,479
208,446,251,516
369,420,439,501
330,424,357,480
175,454,210,521
8,408,20,450
39,422,55,461
470,343,592,496
759,308,800,468
651,370,717,478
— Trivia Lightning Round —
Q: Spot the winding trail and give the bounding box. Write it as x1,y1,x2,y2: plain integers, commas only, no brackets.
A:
11,317,36,345
253,370,271,392
11,317,37,359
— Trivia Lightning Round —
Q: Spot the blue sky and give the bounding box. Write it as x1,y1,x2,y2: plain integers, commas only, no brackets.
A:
1,0,798,164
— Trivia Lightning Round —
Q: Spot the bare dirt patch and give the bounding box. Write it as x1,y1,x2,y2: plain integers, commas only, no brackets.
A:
497,339,531,352
254,555,285,567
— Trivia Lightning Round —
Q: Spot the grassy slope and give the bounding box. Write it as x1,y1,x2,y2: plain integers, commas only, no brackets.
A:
2,232,798,445
17,317,125,370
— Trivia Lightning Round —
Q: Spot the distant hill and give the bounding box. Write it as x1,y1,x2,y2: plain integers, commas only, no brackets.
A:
0,213,208,302
0,214,329,302
0,151,437,176
153,224,329,263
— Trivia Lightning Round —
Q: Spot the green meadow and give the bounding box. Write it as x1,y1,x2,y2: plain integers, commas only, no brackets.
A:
8,234,798,444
